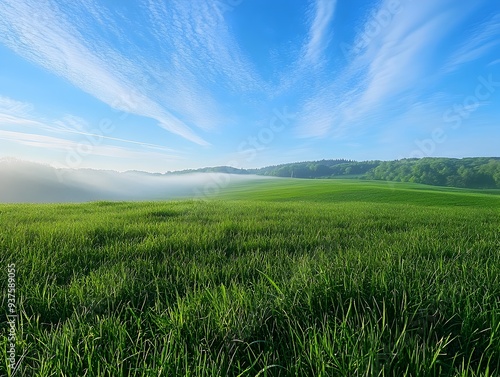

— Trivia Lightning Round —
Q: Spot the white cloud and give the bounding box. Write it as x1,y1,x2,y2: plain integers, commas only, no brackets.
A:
0,96,181,166
0,129,178,160
488,59,500,67
273,0,338,97
0,96,34,115
0,113,43,127
443,13,500,73
295,92,344,138
0,0,272,142
350,1,459,115
0,0,208,145
0,129,75,149
294,0,480,140
303,0,337,66
144,0,269,127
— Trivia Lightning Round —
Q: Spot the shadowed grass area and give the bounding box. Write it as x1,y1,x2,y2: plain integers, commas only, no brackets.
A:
1,180,499,376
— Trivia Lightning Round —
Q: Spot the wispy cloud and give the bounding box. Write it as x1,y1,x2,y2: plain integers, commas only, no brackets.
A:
0,113,43,127
273,0,338,97
295,0,481,140
347,1,461,116
144,0,268,127
0,96,34,115
302,0,337,67
0,96,180,161
0,129,180,163
0,129,75,149
443,13,500,74
489,59,500,67
0,0,208,145
295,91,347,138
0,96,45,127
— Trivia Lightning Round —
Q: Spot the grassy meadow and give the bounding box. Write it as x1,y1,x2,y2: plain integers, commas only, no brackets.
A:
1,179,499,376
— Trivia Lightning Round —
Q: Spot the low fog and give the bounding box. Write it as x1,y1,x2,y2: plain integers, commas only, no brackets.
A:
0,159,266,203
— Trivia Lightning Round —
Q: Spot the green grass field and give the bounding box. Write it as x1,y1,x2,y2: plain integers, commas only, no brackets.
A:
1,179,499,376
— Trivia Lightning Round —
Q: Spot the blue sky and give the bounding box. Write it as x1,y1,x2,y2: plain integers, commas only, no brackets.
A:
0,0,499,172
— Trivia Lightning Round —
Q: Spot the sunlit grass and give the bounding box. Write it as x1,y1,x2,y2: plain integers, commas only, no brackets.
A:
1,180,499,376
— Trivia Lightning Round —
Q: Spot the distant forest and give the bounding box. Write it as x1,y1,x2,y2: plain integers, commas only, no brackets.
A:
167,157,500,189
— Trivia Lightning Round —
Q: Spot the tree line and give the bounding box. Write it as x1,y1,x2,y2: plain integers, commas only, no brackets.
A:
166,157,500,189
252,158,500,189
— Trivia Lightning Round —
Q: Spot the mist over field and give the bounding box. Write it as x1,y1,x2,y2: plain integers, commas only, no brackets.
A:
0,159,265,203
